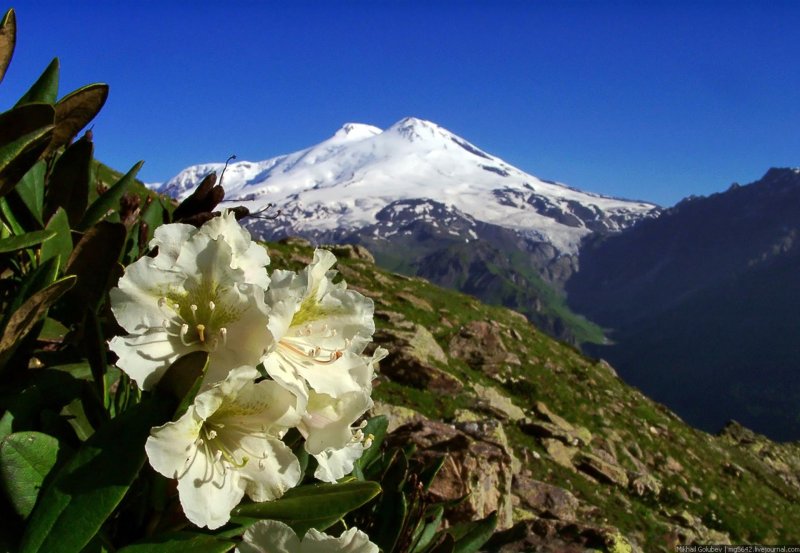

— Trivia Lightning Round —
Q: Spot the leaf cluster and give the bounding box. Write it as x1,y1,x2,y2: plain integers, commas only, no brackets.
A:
0,9,497,552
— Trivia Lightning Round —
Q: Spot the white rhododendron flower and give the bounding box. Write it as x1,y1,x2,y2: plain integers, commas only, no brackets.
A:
263,249,376,402
236,519,378,553
299,347,387,482
109,212,272,389
145,369,302,529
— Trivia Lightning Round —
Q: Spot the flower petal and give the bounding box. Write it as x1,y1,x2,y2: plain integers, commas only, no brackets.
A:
199,211,271,290
313,442,366,484
109,330,190,391
237,434,301,502
109,258,184,332
149,222,195,268
237,520,301,553
300,527,378,553
145,408,203,479
303,391,372,455
176,447,245,529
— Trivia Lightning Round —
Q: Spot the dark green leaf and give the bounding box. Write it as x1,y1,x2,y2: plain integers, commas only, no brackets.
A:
15,161,46,224
15,58,59,106
63,221,126,314
0,229,55,253
157,350,209,418
118,533,234,553
0,370,84,442
411,505,444,553
79,161,143,230
451,511,497,553
232,480,381,536
381,449,409,493
0,124,54,199
0,431,61,518
418,455,446,491
44,136,92,226
355,415,388,474
0,9,16,85
37,317,70,343
19,398,171,553
0,276,76,373
427,534,455,553
1,256,60,331
40,207,72,267
0,103,54,148
47,84,108,155
374,491,407,553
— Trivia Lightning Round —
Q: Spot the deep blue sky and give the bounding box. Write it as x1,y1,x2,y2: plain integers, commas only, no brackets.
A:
4,1,800,206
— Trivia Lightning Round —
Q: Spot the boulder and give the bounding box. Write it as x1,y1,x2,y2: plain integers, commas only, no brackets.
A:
325,243,375,263
373,325,462,393
576,452,629,488
369,401,425,433
473,383,526,422
386,418,516,530
513,475,580,521
542,438,578,469
449,320,521,376
484,517,639,553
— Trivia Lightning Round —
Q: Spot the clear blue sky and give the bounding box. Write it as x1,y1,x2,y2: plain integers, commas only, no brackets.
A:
3,0,800,206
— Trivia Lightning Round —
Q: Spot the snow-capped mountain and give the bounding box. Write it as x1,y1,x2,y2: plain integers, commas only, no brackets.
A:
159,117,659,344
159,117,657,256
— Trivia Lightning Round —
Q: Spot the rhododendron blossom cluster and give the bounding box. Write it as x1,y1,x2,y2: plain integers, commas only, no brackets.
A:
110,211,386,533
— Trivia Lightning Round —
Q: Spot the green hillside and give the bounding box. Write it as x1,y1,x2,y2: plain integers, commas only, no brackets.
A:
268,238,800,552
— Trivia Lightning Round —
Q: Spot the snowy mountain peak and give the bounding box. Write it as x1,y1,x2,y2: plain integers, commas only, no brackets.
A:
160,117,659,254
334,122,382,140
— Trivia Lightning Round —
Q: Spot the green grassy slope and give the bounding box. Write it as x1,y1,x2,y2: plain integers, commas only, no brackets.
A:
268,238,800,551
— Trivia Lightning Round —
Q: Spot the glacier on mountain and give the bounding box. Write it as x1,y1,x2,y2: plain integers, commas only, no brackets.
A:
158,117,658,255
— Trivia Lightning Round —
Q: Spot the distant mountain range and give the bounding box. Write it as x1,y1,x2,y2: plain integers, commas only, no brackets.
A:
157,117,658,343
567,168,800,440
156,121,800,441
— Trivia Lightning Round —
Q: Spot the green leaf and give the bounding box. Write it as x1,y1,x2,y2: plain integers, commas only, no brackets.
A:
375,491,407,553
0,431,61,518
1,256,60,331
411,505,445,553
15,58,59,106
232,480,381,536
0,229,55,253
44,136,92,226
157,351,209,419
451,511,497,553
79,161,143,230
47,84,109,155
40,207,72,267
62,221,126,314
355,415,388,474
418,454,446,492
0,369,84,442
0,9,16,85
19,398,171,553
0,276,76,373
117,533,234,553
15,160,46,224
0,124,54,199
427,534,455,553
0,103,54,148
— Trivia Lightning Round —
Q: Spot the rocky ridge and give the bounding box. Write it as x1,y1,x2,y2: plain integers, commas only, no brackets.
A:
269,238,800,552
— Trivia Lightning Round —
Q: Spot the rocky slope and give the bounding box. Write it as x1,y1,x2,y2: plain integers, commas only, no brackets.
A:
268,238,800,552
567,167,800,441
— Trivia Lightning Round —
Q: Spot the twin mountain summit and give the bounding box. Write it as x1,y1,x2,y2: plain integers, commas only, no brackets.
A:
153,116,800,442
